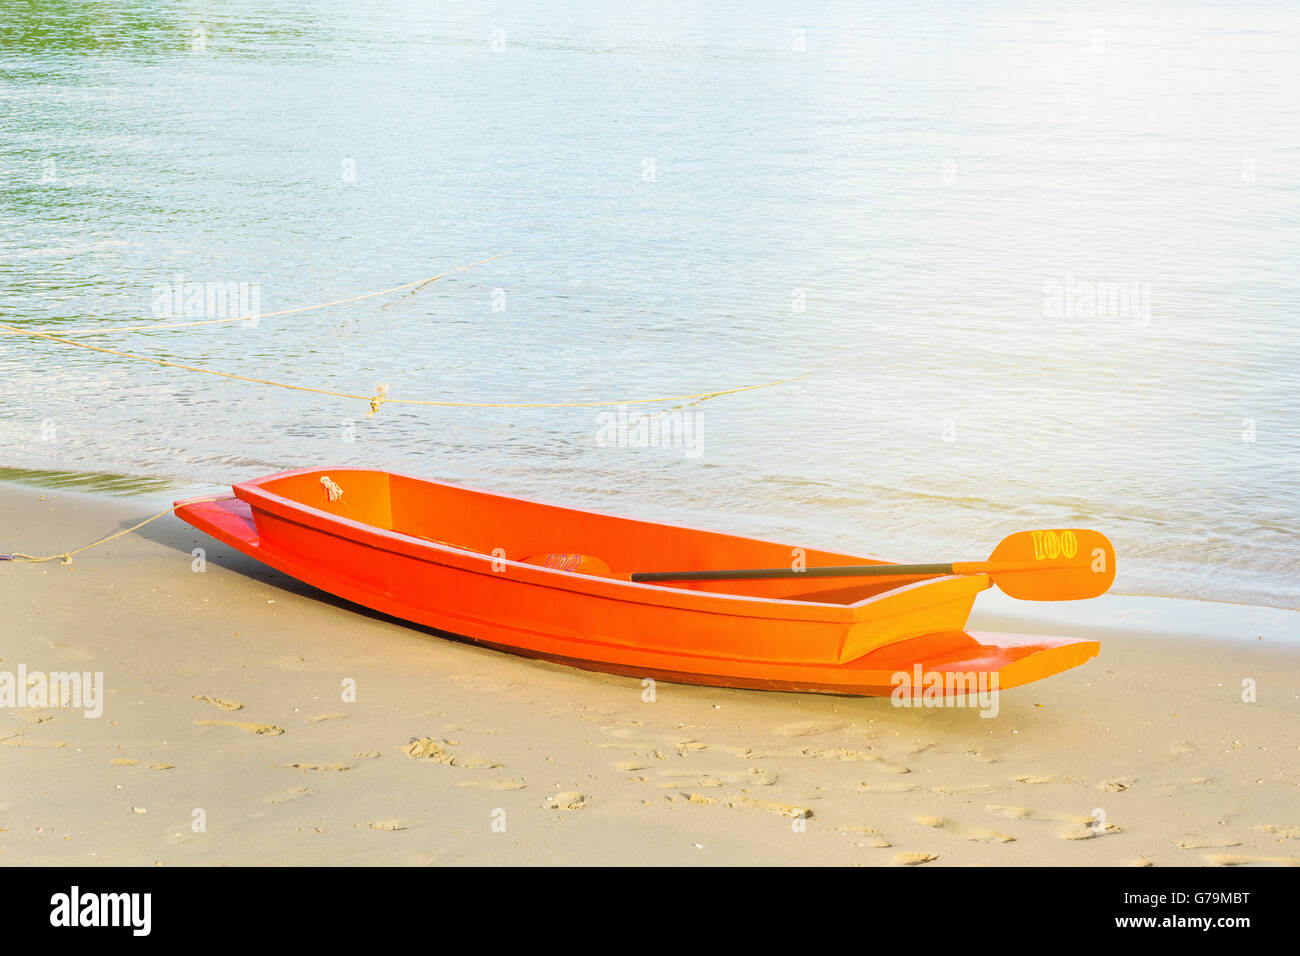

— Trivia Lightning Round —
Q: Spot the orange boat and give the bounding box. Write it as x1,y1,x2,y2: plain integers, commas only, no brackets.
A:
174,467,1100,696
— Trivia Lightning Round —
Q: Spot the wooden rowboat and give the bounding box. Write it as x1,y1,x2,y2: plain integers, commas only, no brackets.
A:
174,467,1100,696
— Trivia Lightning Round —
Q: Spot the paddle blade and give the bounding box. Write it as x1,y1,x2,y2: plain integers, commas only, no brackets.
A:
985,529,1116,601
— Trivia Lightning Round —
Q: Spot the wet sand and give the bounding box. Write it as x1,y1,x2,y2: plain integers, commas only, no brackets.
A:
2,481,1298,866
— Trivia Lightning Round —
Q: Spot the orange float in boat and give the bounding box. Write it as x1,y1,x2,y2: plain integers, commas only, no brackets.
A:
174,467,1101,696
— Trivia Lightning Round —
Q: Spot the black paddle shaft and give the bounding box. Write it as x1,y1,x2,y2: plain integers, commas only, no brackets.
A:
630,562,957,583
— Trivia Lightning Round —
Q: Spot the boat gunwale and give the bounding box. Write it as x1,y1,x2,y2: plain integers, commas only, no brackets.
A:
223,466,986,621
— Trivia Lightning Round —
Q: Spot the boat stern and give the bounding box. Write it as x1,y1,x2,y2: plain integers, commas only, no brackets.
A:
837,573,992,663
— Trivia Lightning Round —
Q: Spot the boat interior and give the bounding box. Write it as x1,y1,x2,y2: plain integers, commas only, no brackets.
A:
246,468,921,606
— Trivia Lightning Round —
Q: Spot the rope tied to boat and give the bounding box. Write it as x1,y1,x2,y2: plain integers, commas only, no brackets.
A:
367,384,388,417
320,476,344,501
0,496,226,567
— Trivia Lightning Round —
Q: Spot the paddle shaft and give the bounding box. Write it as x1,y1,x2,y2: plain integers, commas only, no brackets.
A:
630,562,956,583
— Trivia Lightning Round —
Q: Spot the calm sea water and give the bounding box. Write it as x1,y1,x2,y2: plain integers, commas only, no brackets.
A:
1,1,1297,607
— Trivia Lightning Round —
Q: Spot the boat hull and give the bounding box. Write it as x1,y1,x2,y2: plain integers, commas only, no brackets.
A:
174,469,1099,696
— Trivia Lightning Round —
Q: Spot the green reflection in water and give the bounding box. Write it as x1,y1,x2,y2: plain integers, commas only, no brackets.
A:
0,465,180,496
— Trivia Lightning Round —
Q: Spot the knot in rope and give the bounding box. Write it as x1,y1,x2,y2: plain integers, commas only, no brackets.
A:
320,476,344,501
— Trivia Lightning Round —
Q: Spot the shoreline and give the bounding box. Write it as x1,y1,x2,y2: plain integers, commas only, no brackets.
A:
2,463,1297,619
3,479,1299,866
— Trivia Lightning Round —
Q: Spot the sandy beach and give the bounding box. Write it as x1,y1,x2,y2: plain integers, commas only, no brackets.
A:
1,479,1297,867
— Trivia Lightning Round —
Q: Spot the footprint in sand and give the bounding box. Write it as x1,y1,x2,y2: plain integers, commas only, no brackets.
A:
308,713,348,723
368,820,412,831
1206,853,1300,866
988,805,1092,823
457,779,527,790
987,804,1121,840
151,763,174,770
773,719,843,737
110,758,139,766
1172,836,1241,849
730,744,816,760
1061,823,1124,841
833,749,909,772
837,825,891,848
741,768,780,787
192,694,243,711
726,796,812,819
285,761,350,772
913,815,1015,844
660,778,727,789
858,782,921,793
662,792,720,806
599,744,673,763
1097,778,1135,792
353,751,381,760
738,746,909,773
657,768,778,789
268,787,317,804
600,726,702,749
932,784,997,795
615,734,706,754
1170,740,1198,756
614,761,652,771
894,852,939,866
195,720,284,735
545,791,590,810
441,723,506,735
598,742,671,758
1013,773,1086,785
736,744,822,759
1256,824,1300,840
400,737,501,769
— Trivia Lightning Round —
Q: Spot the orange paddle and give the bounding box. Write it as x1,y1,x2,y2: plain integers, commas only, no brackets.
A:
531,529,1115,602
